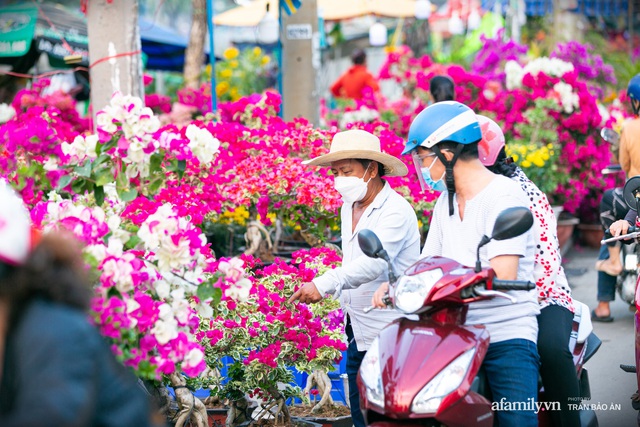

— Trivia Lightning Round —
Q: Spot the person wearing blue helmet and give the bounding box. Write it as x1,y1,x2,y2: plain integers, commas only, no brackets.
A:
374,101,541,426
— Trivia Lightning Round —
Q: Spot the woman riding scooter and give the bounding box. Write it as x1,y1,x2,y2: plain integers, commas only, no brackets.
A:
477,115,580,427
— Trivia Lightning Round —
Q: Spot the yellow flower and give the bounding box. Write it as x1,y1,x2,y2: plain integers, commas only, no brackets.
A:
511,154,519,162
223,47,239,60
220,69,233,78
216,81,230,96
521,160,532,168
230,87,240,101
261,56,271,65
294,224,301,231
253,47,262,57
229,60,239,69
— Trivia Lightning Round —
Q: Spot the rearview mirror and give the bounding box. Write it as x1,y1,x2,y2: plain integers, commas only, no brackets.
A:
475,206,533,272
491,207,534,241
358,229,384,259
358,229,399,284
600,128,620,145
623,176,640,212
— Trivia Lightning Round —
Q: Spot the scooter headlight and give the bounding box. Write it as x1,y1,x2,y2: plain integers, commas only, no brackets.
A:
359,337,384,408
411,348,475,414
394,269,443,314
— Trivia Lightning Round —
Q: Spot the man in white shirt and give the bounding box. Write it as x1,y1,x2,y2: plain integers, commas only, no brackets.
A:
288,129,420,427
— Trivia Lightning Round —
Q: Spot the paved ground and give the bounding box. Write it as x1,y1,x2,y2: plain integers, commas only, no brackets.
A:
563,243,639,427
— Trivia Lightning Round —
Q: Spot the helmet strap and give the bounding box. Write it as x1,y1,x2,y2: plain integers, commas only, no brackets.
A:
434,144,464,216
633,99,640,116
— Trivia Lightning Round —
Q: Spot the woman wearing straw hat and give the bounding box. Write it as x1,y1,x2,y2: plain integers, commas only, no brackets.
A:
288,129,420,427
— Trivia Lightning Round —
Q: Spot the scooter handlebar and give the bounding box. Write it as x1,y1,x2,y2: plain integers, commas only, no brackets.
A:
602,226,640,244
492,279,536,291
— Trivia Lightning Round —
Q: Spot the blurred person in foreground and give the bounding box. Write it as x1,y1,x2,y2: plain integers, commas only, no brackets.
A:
0,182,156,427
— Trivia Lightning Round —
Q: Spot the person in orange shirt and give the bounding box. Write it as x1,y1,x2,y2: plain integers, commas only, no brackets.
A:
330,49,379,101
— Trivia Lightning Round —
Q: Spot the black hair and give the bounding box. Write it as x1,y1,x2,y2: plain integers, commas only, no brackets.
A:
486,147,518,178
351,49,367,65
0,232,92,314
436,141,480,162
430,76,455,103
355,159,386,177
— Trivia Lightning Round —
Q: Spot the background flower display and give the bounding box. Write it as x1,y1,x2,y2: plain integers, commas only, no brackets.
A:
321,36,624,225
209,46,275,103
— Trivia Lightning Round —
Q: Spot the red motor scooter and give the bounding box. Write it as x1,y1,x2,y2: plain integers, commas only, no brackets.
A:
357,207,600,427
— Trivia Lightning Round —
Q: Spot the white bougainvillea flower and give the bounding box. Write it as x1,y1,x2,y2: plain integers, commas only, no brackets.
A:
183,348,205,370
225,277,252,301
0,103,16,124
186,124,220,165
151,303,179,345
505,60,525,90
553,82,579,114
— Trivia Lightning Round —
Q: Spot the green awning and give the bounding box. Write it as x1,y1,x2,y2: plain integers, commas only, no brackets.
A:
0,6,38,57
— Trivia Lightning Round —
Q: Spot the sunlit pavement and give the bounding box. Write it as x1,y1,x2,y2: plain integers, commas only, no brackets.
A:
563,244,639,427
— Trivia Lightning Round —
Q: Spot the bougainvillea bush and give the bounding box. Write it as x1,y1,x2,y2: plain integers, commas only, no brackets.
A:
205,247,346,425
0,86,354,427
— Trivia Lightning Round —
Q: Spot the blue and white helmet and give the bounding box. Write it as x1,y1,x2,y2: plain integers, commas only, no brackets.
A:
403,101,482,155
628,74,640,102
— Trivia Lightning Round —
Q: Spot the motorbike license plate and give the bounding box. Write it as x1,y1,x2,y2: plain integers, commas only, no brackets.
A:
625,253,637,271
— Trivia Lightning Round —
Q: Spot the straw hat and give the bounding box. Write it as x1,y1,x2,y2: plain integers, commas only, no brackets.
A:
303,129,408,177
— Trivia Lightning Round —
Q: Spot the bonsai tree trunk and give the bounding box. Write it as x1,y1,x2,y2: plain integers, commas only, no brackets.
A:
304,370,334,412
168,372,208,427
251,387,291,425
227,396,252,427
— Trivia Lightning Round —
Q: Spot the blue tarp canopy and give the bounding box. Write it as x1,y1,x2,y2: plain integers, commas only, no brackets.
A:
481,0,628,17
0,2,204,72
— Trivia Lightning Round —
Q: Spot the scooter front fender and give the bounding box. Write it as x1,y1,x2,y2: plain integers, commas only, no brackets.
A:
359,316,492,426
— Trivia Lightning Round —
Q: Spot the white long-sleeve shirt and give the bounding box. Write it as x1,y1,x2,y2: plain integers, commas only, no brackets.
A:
313,181,421,351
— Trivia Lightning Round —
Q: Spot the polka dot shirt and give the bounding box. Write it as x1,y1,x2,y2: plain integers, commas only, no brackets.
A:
512,168,574,313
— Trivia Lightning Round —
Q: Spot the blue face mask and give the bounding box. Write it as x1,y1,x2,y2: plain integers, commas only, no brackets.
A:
421,167,446,192
420,156,446,192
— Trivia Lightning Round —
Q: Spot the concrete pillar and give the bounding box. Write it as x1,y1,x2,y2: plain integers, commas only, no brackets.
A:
87,0,144,116
552,0,585,44
281,0,319,125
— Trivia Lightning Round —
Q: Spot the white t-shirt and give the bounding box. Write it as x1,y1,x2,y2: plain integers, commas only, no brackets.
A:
422,175,540,344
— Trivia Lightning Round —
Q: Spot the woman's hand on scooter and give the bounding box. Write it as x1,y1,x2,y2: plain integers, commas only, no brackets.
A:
372,282,390,309
609,219,630,238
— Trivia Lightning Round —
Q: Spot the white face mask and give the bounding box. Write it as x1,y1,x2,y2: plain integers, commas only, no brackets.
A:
334,164,372,203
